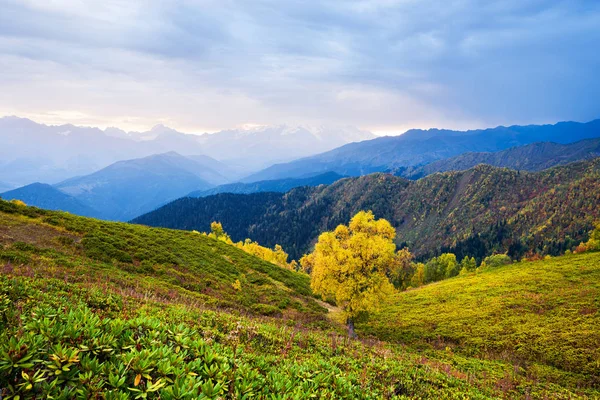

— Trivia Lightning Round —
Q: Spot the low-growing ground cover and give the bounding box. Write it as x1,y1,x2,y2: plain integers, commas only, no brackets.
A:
1,200,599,398
364,253,600,391
0,199,324,321
0,274,514,399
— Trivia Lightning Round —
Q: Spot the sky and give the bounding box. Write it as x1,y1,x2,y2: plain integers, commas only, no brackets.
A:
0,0,599,135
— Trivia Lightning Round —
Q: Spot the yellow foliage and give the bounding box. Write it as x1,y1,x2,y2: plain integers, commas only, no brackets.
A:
308,211,400,323
10,199,26,207
208,221,231,243
205,221,296,270
232,279,242,291
575,222,600,253
410,263,425,287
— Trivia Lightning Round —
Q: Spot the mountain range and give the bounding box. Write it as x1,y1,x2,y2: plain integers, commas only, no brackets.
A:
133,158,600,261
1,152,232,221
244,119,600,182
3,118,600,224
396,137,600,179
0,116,374,187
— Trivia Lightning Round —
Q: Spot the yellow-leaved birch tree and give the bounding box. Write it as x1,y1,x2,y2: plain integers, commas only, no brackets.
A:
303,210,403,338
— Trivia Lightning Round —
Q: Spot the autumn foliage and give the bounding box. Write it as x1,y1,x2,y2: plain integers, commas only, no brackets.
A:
301,211,411,337
208,221,294,270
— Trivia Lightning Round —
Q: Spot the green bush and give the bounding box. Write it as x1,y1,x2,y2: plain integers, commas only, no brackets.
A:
482,254,512,268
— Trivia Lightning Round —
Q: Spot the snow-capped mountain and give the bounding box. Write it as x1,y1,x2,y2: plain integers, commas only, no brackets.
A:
0,116,375,187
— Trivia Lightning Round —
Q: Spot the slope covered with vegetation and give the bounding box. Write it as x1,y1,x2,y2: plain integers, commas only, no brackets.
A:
134,158,600,260
364,252,600,390
2,200,600,398
0,199,322,320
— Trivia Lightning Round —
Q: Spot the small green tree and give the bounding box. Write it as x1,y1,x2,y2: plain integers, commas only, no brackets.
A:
424,253,458,282
482,254,512,268
460,256,477,271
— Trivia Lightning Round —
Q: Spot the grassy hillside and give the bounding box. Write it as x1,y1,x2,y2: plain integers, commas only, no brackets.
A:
364,252,600,387
134,158,600,260
0,199,323,320
1,200,600,398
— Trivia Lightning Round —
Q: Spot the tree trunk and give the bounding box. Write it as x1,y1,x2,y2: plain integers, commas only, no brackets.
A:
347,317,357,339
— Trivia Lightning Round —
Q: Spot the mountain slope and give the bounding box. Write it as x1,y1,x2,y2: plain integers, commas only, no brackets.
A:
188,172,346,197
400,137,600,179
365,252,600,381
0,199,322,319
55,152,216,221
133,158,600,260
1,200,599,398
1,183,98,217
244,119,600,182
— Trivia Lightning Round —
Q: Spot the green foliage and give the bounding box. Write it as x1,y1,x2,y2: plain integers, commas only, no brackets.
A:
365,253,600,393
482,254,512,268
424,253,458,283
0,200,321,320
0,275,514,399
460,256,477,272
2,199,600,398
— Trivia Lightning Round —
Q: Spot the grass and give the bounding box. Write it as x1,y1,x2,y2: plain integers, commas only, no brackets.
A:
364,253,600,390
1,199,600,398
0,200,324,322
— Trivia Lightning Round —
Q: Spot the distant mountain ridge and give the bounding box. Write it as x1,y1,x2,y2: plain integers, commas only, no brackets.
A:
1,152,235,221
54,152,220,221
0,116,374,187
243,119,600,182
0,183,97,217
397,137,600,179
188,172,346,197
133,158,600,261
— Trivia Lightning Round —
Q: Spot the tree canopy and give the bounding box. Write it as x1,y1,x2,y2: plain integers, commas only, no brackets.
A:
302,211,408,337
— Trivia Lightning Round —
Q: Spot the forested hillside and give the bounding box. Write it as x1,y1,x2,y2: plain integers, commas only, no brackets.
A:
134,158,600,260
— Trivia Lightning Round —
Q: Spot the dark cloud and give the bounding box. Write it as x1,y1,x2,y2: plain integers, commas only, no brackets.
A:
0,0,598,132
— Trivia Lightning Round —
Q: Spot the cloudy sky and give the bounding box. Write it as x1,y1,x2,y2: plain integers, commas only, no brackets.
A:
0,0,599,134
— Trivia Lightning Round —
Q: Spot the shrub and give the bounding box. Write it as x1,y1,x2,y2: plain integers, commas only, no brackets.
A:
482,254,512,268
